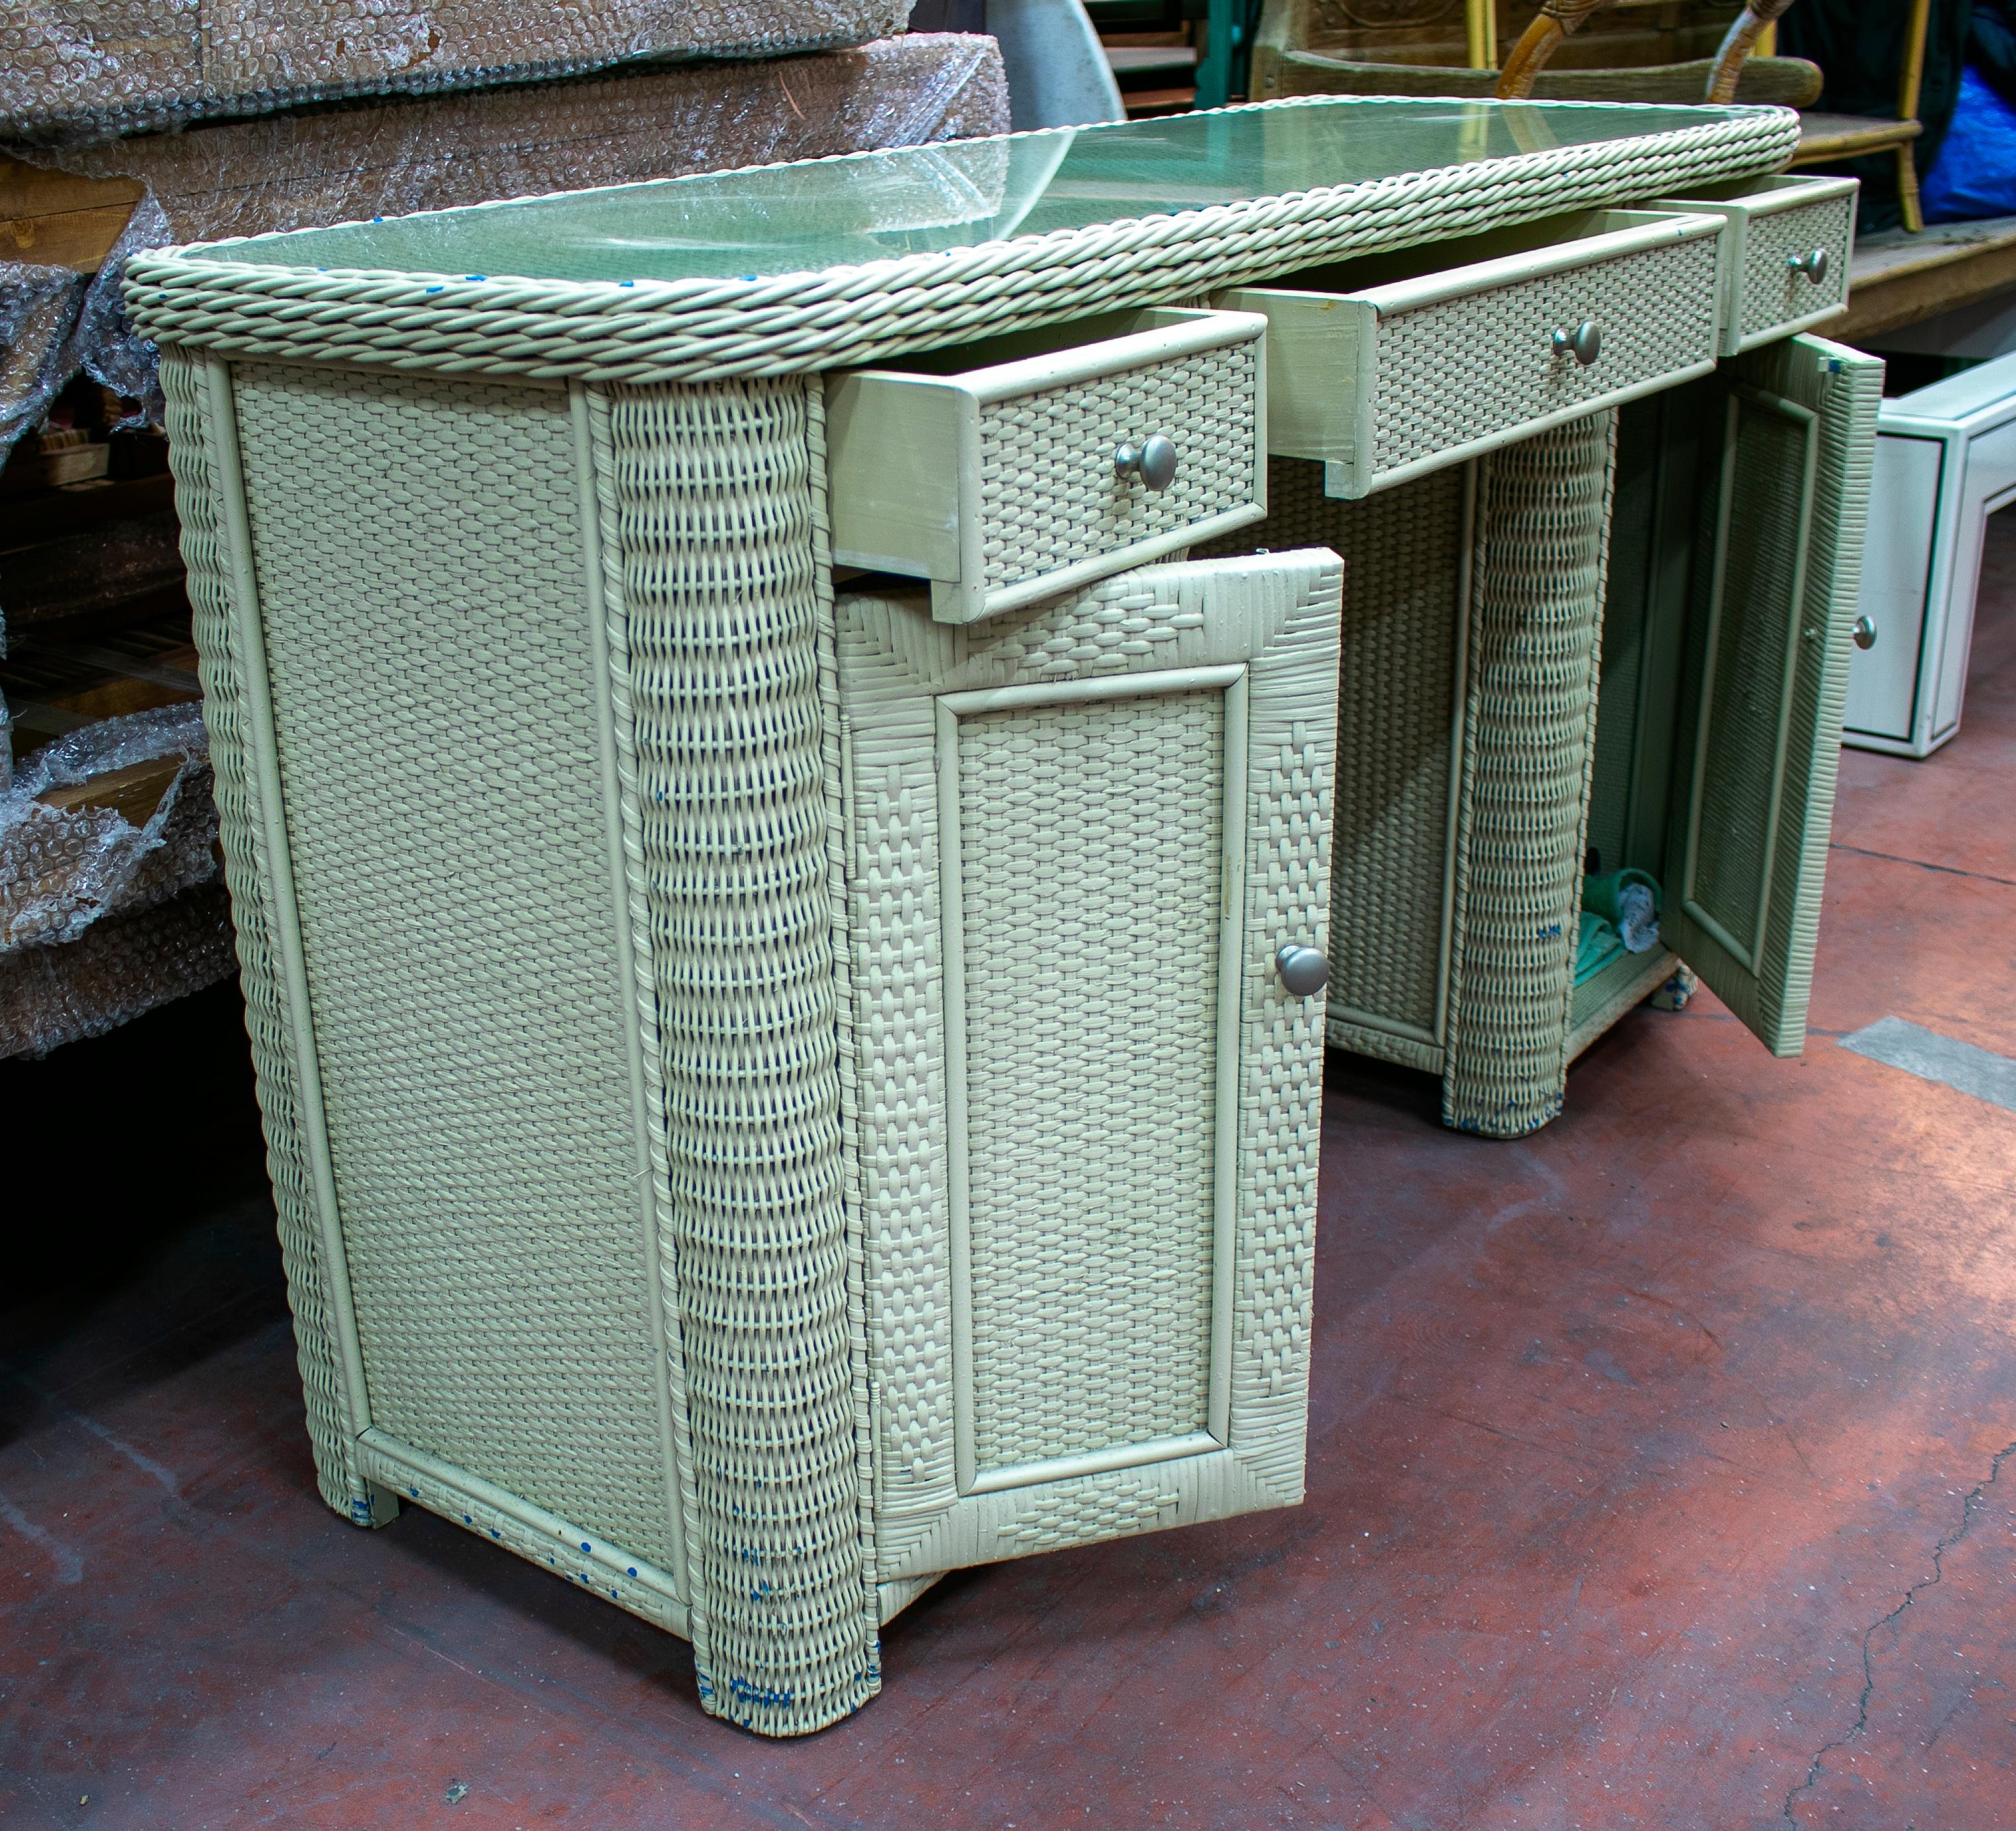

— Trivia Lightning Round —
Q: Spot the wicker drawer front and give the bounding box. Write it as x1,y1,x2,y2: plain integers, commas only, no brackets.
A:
1654,176,1856,356
1218,208,1724,499
827,307,1267,623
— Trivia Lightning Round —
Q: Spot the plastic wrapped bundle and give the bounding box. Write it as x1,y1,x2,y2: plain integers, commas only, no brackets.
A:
0,0,914,143
0,879,233,1057
1,703,231,1056
1,702,219,951
0,33,1007,458
0,262,87,448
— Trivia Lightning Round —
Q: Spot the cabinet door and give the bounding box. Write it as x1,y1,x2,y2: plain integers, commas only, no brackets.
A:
1664,334,1882,1055
839,550,1340,1586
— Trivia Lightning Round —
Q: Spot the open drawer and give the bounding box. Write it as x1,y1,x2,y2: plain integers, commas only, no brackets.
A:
825,307,1268,625
1214,208,1726,499
1650,174,1856,356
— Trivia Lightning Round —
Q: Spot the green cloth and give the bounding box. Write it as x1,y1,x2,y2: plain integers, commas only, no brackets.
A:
1575,912,1626,987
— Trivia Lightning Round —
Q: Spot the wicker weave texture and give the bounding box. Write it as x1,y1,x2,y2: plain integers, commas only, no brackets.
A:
227,363,678,1573
1585,407,1655,877
1670,338,1880,1051
1443,411,1616,1139
1738,191,1854,346
958,692,1222,1472
1207,457,1463,1055
123,102,1797,387
1689,402,1807,959
977,341,1259,596
590,378,878,1735
1369,235,1719,478
838,551,1336,1581
158,351,379,1525
1736,341,1877,1049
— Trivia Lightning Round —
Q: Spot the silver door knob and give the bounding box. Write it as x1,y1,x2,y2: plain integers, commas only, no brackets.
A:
1853,614,1878,650
1787,248,1830,285
1275,943,1329,998
1551,320,1602,366
1114,433,1179,492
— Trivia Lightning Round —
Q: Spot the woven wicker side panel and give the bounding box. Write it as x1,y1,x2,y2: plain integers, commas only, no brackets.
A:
1199,456,1459,1055
1585,400,1658,876
227,364,676,1573
158,351,374,1522
1444,412,1617,1139
977,341,1259,595
1738,193,1855,346
957,692,1222,1473
1687,405,1807,959
592,378,877,1736
1369,236,1719,479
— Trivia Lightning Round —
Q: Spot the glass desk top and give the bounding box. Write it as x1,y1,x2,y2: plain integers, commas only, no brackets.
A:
182,97,1752,286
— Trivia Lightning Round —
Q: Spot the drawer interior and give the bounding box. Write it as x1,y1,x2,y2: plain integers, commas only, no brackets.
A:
849,306,1227,381
1259,207,1709,300
1662,173,1848,211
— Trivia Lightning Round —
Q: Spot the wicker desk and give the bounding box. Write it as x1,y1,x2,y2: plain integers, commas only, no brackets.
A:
129,96,1848,1734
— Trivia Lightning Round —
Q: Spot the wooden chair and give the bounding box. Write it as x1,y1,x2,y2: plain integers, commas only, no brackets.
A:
1494,0,1935,233
1251,1,1757,107
1270,46,1820,108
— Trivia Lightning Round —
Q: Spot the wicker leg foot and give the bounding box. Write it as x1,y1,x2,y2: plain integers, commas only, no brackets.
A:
1442,412,1617,1139
1650,962,1699,1012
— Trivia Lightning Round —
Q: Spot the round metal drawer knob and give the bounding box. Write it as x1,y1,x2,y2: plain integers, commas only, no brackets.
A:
1788,247,1830,285
1854,614,1879,650
1275,943,1330,998
1115,433,1179,492
1551,320,1603,366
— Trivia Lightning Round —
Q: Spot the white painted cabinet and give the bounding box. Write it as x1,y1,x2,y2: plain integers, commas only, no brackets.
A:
1845,352,2016,757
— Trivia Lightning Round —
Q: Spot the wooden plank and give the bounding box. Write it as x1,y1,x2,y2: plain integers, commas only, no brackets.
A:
1838,217,2016,340
0,156,144,272
1791,113,1923,165
35,755,186,824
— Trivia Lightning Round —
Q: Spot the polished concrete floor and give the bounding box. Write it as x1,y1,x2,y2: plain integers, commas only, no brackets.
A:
4,554,2013,1830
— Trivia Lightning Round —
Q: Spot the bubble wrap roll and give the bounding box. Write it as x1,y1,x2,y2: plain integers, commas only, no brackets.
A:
0,0,916,142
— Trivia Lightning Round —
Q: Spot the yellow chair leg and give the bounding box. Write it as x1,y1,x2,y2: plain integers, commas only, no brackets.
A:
1898,140,1925,233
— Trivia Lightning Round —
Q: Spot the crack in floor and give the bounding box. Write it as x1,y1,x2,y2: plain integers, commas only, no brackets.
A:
1827,841,2016,892
1780,1439,2016,1825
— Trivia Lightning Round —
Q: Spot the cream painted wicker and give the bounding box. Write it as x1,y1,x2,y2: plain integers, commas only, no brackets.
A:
1199,418,1618,1137
1202,335,1880,1133
136,97,1825,1732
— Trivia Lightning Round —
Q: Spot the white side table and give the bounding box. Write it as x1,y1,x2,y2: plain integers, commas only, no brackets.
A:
1845,351,2016,757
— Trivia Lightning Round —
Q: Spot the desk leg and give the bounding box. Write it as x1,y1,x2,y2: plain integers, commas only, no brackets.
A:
589,378,880,1734
1442,411,1617,1138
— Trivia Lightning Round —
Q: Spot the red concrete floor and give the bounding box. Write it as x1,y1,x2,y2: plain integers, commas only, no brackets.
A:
5,554,2015,1831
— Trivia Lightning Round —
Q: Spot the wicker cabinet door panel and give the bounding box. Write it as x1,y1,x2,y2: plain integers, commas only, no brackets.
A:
1666,335,1882,1056
838,550,1339,1583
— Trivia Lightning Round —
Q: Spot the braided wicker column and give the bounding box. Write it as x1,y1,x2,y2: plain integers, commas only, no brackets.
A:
1442,411,1617,1138
586,378,879,1734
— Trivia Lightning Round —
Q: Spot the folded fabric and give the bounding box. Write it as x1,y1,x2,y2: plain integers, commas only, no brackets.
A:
1575,912,1626,986
1582,868,1662,954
